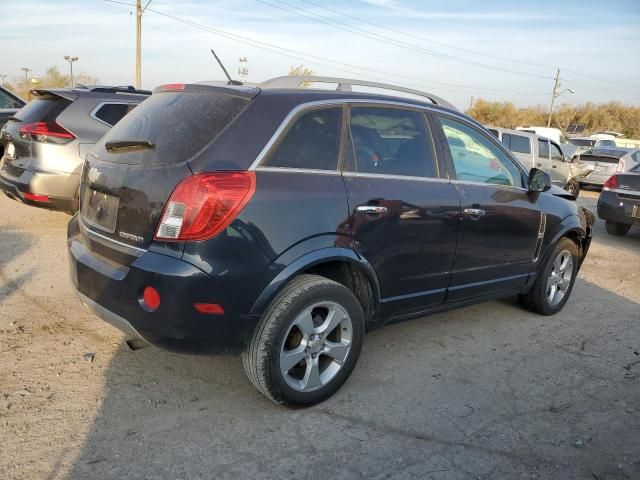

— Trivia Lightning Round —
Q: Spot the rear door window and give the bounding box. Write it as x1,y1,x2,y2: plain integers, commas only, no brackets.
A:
502,133,531,154
0,90,18,108
264,107,342,170
346,107,437,178
93,102,137,127
538,139,550,159
437,116,522,187
95,91,251,165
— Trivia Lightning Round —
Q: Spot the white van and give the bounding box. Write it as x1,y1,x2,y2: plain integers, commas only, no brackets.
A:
516,126,563,144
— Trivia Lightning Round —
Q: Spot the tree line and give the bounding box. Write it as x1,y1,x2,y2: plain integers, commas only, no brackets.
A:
3,66,99,100
466,98,640,138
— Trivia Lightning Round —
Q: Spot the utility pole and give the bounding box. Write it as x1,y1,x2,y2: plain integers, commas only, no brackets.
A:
469,96,474,110
134,0,152,89
238,57,249,83
547,68,560,128
0,74,6,87
136,0,142,88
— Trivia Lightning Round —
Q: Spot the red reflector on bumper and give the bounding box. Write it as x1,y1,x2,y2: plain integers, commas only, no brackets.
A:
194,303,224,315
141,286,161,311
24,192,50,202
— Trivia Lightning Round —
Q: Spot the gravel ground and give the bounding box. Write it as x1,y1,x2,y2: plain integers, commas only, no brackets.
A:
1,190,639,480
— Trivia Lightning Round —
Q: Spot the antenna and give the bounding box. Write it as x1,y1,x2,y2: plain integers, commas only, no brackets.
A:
210,49,243,85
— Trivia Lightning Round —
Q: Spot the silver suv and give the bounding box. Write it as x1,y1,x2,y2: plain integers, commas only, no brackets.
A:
0,85,149,213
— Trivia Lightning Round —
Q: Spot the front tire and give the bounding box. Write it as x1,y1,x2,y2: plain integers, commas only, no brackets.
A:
564,178,580,198
242,274,365,406
521,238,579,315
605,221,630,236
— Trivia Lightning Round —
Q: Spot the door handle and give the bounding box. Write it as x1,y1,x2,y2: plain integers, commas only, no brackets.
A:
356,205,387,215
464,208,485,217
537,163,543,166
552,165,557,168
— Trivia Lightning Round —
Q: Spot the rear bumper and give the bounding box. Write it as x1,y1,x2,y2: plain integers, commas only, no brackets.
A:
0,160,78,213
67,215,260,355
597,191,640,226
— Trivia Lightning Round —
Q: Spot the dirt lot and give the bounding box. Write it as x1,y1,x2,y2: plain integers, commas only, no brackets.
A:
1,190,639,480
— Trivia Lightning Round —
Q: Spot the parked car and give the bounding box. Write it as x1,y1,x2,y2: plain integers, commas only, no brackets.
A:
0,85,150,214
0,86,26,155
573,147,639,187
563,136,617,159
486,126,592,197
68,76,593,406
597,164,640,236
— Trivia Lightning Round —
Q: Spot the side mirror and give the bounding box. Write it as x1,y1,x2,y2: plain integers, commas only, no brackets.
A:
528,168,552,192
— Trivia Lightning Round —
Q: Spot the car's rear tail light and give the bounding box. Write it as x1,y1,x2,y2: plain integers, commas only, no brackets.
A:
155,172,256,241
603,175,618,191
19,121,74,143
23,192,50,202
616,159,625,172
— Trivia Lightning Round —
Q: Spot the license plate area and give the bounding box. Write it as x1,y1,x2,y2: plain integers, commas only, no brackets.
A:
81,188,119,233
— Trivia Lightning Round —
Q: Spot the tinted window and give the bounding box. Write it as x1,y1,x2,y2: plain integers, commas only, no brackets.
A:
265,107,342,170
15,96,71,123
94,103,137,127
538,139,549,158
502,133,531,154
95,91,250,166
550,142,563,160
569,138,596,147
347,107,436,177
438,116,522,187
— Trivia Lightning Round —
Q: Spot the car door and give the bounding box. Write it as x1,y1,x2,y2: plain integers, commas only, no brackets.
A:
342,105,461,317
549,140,570,186
433,114,543,301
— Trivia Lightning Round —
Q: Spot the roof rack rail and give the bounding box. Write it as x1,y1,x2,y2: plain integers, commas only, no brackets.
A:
259,76,457,110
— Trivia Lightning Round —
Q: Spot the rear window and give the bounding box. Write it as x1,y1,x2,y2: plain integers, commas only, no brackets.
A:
569,139,596,147
95,91,250,165
15,96,71,123
502,133,531,154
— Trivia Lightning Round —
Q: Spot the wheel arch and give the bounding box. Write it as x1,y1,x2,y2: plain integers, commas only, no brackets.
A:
249,247,381,325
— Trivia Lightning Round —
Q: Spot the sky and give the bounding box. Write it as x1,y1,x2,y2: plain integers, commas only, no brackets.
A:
1,0,639,110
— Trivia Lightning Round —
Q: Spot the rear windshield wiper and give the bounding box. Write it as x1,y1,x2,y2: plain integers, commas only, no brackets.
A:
105,139,154,152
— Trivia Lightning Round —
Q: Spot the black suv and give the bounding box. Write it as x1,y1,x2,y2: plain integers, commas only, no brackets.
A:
68,77,593,406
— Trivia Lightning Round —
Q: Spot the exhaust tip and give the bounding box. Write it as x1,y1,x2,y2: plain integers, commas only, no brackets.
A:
126,338,150,351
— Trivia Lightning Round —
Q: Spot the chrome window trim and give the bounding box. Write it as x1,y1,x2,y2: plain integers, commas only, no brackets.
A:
342,171,450,183
450,179,529,192
89,101,137,128
247,98,471,172
79,218,146,256
254,166,341,176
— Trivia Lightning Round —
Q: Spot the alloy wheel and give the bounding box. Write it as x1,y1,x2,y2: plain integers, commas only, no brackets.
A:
279,301,353,392
547,250,574,306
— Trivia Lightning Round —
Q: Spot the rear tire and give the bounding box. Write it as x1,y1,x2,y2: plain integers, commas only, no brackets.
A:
242,274,365,406
605,221,630,236
521,237,579,315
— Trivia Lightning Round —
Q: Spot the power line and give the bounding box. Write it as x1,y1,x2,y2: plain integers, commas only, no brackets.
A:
262,0,638,97
131,4,551,96
257,0,556,81
301,0,638,90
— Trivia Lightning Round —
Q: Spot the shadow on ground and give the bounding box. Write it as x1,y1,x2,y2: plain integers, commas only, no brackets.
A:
61,277,640,480
0,228,35,303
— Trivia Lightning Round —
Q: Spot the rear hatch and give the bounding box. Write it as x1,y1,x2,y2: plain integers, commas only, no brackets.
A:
0,92,73,177
577,149,627,176
78,84,258,262
613,172,640,200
